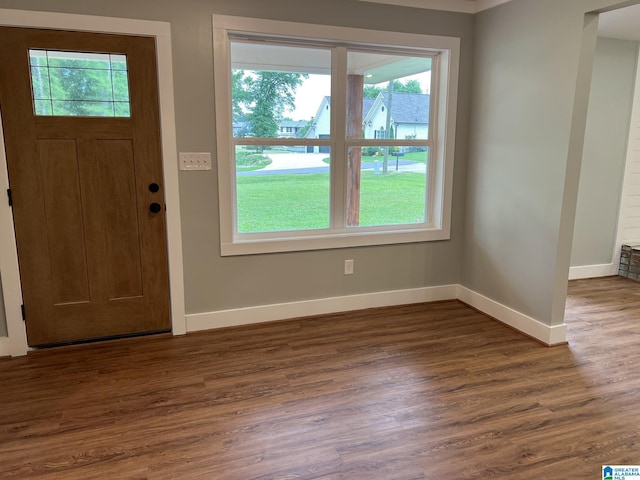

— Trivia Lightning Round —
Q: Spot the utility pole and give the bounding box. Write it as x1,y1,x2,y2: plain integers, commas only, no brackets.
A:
382,79,394,174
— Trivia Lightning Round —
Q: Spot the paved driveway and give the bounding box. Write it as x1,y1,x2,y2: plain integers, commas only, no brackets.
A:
236,152,425,176
261,153,328,170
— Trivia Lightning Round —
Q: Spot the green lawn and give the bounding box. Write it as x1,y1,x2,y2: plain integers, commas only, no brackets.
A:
322,150,428,165
363,150,428,163
236,171,426,232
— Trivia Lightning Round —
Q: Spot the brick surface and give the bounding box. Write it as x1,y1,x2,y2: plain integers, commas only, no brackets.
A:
619,245,640,281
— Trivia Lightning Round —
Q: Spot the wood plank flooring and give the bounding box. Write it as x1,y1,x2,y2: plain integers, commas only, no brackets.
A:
1,276,640,479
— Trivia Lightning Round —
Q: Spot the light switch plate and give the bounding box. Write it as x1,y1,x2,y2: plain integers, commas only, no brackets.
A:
179,152,212,171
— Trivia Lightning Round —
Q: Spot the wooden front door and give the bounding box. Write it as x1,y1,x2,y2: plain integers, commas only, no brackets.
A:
0,27,170,346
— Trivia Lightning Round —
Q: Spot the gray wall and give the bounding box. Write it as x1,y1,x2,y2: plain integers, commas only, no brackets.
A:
0,0,473,318
571,37,638,267
2,0,631,340
463,0,611,327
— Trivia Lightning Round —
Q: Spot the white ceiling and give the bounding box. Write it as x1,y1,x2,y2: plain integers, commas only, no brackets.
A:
357,0,511,14
598,3,640,41
358,0,640,42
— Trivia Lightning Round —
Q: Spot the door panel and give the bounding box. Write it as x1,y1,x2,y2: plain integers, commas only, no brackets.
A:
38,138,91,305
93,139,143,300
0,27,171,346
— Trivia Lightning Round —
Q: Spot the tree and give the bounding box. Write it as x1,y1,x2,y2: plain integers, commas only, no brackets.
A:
364,84,383,99
363,79,423,98
297,118,314,138
394,79,422,94
30,53,130,117
237,71,308,139
231,70,251,123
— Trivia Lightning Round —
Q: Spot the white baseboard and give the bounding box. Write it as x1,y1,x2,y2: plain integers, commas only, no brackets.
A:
1,284,571,356
187,285,458,332
456,286,567,345
0,336,10,358
568,263,618,280
187,284,567,346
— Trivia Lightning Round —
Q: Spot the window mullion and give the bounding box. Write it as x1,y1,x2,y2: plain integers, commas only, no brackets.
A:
331,46,348,230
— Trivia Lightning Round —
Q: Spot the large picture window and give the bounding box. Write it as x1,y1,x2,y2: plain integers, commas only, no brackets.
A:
213,16,460,255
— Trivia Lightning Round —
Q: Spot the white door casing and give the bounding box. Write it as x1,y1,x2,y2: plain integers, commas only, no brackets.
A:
0,8,185,356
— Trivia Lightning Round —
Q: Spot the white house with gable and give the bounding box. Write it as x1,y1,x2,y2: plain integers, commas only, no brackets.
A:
304,92,429,152
303,96,332,152
363,92,430,140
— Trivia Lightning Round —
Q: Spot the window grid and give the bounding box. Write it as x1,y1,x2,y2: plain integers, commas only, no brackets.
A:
29,49,131,117
213,15,458,255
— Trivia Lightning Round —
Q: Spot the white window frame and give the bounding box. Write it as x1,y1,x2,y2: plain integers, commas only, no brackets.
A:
213,15,460,256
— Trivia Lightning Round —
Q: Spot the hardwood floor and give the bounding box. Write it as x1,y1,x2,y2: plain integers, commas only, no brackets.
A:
1,276,639,479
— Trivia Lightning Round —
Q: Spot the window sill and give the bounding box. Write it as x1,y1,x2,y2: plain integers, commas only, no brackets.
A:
221,226,451,256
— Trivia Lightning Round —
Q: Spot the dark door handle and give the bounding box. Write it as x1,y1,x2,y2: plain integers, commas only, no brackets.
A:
149,202,162,213
148,183,160,193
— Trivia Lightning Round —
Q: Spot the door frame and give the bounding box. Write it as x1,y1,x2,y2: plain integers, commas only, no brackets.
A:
0,8,186,356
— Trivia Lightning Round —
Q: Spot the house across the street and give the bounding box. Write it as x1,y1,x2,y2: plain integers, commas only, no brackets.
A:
278,119,308,138
233,119,309,138
303,92,429,152
364,91,430,140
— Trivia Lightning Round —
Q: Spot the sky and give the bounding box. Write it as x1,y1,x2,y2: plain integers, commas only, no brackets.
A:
287,74,331,121
285,72,431,121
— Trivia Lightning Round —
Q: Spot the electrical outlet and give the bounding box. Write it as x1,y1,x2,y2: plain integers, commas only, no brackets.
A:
344,259,354,275
179,152,212,171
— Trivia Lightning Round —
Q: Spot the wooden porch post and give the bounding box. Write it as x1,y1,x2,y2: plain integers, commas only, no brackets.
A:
346,74,363,226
